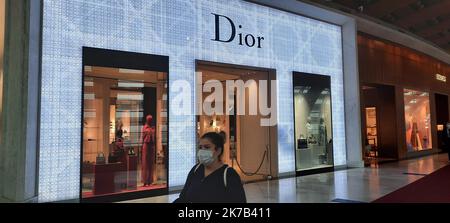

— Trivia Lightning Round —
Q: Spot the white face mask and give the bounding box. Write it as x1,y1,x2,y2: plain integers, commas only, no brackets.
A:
197,149,215,166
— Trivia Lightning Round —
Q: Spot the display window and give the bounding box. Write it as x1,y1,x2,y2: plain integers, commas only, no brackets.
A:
81,48,168,201
293,72,333,172
404,89,432,151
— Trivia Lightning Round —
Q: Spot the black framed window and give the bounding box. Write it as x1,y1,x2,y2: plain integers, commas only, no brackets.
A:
81,47,169,202
293,72,334,172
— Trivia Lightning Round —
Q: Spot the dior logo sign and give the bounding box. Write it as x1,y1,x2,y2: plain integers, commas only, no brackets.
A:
211,13,264,48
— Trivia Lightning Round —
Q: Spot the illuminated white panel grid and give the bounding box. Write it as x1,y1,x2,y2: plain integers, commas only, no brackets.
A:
40,0,344,202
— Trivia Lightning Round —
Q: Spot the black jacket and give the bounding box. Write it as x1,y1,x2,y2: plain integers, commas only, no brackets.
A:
174,164,247,203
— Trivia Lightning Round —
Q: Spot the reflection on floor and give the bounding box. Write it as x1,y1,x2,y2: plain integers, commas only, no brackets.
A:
364,157,397,167
122,154,449,203
84,183,167,198
297,165,333,172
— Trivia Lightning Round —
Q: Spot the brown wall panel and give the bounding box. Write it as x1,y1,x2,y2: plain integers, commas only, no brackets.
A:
377,86,398,159
430,94,438,154
358,33,450,159
358,33,450,94
395,87,407,159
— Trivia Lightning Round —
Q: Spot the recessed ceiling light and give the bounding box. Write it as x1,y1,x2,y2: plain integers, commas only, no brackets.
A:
118,81,144,88
119,68,145,74
84,81,94,87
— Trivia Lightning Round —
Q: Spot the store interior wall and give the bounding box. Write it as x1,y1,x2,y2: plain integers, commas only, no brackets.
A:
361,85,398,159
364,107,377,146
83,79,112,161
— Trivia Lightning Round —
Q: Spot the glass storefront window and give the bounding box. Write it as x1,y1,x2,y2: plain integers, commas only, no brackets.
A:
293,72,333,171
82,65,168,199
404,89,432,151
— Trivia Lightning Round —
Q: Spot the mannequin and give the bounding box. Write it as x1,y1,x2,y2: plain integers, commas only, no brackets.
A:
141,115,156,186
410,117,422,150
318,118,326,146
116,120,124,139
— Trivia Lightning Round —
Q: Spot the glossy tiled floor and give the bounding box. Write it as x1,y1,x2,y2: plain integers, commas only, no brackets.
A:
123,154,449,203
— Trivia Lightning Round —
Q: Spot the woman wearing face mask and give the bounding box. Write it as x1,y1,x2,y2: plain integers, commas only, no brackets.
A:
174,132,247,203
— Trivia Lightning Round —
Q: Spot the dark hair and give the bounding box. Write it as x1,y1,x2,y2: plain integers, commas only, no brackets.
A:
201,132,226,159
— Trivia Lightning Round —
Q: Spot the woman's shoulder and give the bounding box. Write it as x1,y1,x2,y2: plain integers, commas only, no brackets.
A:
190,163,203,173
224,165,241,178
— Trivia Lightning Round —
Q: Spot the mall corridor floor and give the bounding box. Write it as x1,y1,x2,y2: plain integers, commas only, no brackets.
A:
124,154,450,203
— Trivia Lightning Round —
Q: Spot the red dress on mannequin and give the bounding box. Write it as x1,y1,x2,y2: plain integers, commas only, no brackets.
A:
141,116,156,186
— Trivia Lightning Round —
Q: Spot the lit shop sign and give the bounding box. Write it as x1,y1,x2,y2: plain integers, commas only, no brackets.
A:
211,13,264,48
436,73,447,82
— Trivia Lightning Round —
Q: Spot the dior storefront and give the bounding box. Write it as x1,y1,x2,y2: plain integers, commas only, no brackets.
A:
38,0,362,202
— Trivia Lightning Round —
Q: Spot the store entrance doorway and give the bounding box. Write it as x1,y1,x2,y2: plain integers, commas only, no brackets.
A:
361,84,398,166
196,61,277,183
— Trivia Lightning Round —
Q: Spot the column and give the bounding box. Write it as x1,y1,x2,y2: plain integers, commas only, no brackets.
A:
0,0,41,203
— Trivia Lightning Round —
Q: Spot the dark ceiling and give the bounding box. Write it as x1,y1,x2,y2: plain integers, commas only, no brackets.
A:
307,0,450,53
